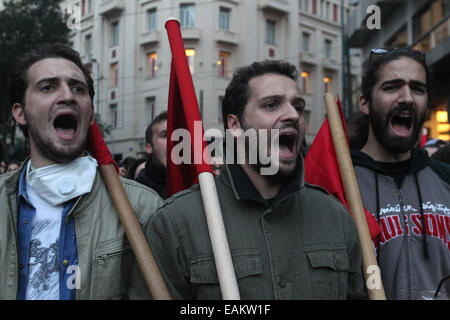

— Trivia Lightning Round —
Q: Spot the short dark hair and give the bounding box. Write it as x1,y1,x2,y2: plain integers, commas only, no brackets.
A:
9,43,95,137
221,60,299,130
145,111,167,145
361,48,429,104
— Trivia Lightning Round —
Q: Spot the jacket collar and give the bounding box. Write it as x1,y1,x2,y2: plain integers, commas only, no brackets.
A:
219,157,305,206
350,148,430,175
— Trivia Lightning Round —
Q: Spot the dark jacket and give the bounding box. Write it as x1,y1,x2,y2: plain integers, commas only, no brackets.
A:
351,148,450,300
136,157,166,199
129,160,367,300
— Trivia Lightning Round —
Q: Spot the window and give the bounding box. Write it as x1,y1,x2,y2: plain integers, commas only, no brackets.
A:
110,63,118,87
110,104,118,129
85,34,92,56
324,39,332,58
326,2,330,20
266,19,276,45
81,0,86,16
147,52,158,78
324,76,332,92
218,51,230,78
148,8,157,31
387,26,407,48
146,97,155,123
112,22,119,46
185,49,195,74
312,0,317,15
219,7,230,30
333,4,338,22
301,71,312,94
180,4,195,27
302,33,310,52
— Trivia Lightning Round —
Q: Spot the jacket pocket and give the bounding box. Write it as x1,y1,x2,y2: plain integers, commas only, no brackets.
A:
304,244,349,299
93,236,133,299
189,249,262,299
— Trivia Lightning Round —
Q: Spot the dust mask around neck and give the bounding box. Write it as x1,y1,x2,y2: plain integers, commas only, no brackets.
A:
26,156,98,206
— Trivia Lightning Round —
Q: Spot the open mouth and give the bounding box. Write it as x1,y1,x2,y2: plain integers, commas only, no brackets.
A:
277,131,297,159
390,110,415,137
54,113,79,140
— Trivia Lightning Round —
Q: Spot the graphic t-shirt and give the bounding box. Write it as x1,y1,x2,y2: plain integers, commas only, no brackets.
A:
25,182,63,300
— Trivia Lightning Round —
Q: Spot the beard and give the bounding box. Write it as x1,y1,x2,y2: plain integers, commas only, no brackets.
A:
240,118,301,183
369,102,427,154
25,113,86,164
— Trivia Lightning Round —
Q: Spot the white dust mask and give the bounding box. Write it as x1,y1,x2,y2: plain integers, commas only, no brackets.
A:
26,156,98,206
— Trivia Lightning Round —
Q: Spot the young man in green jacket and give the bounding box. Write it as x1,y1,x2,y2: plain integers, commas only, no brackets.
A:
0,43,162,300
129,60,367,299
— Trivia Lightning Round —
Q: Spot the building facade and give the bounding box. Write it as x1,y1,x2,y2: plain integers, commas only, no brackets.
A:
347,0,450,142
61,0,355,160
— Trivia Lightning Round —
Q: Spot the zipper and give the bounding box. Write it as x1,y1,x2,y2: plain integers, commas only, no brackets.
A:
398,189,413,300
95,247,131,261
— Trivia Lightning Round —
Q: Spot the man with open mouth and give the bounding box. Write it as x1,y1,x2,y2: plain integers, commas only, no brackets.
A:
351,48,450,299
0,43,163,300
129,60,367,300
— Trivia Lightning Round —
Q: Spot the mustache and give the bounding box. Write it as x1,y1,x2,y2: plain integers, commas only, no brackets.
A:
386,104,417,119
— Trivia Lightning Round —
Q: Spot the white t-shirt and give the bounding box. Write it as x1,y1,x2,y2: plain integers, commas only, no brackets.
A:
25,181,63,300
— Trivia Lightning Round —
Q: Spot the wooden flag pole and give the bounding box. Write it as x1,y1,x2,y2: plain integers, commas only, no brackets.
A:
100,164,171,300
198,172,241,300
324,93,386,300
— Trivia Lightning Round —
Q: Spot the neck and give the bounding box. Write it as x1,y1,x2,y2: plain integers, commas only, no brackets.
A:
240,163,281,199
361,126,411,162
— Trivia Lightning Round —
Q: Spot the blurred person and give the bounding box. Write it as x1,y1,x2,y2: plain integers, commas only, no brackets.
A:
6,161,20,173
136,111,167,198
127,157,147,180
0,43,162,300
432,143,450,164
351,48,450,300
423,138,447,157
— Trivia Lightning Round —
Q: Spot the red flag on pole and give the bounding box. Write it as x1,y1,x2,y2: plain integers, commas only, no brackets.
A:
86,119,118,173
165,19,213,197
304,97,381,241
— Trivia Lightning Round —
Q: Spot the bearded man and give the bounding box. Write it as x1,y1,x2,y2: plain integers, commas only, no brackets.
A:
129,60,367,300
351,48,450,300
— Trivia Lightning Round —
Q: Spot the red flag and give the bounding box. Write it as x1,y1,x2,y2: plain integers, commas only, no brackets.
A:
419,128,428,148
165,19,213,198
86,119,119,173
304,97,381,241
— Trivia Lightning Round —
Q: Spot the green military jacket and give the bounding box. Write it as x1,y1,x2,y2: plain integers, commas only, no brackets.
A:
129,162,367,299
0,162,163,300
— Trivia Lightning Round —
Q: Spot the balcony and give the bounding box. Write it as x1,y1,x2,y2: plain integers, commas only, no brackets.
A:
215,30,240,46
139,31,161,46
181,27,201,40
299,51,317,66
99,0,125,17
258,0,290,15
322,57,340,71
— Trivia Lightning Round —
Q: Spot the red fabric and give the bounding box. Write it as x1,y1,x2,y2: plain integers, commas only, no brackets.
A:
86,119,119,173
304,97,381,241
165,20,213,198
419,128,428,148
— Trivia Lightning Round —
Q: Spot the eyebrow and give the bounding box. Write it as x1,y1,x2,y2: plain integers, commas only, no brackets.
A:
259,95,305,104
35,77,88,88
381,79,427,89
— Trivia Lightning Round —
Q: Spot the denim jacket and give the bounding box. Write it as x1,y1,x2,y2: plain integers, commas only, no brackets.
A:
16,161,78,300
